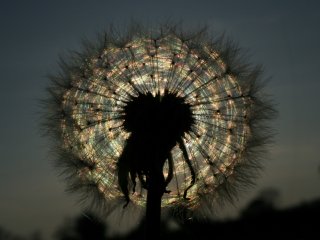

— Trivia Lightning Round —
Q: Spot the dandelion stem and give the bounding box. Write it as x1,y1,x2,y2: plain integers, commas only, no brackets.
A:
145,160,165,239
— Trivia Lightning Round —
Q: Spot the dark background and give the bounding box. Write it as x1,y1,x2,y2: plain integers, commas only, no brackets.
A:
1,0,319,239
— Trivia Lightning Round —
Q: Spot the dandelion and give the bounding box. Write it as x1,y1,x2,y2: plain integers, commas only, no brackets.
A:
43,24,275,237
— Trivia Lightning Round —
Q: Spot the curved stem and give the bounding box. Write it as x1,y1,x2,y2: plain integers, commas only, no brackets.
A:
178,138,196,199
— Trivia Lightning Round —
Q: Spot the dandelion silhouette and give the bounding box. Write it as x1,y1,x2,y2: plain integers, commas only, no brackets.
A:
44,25,275,237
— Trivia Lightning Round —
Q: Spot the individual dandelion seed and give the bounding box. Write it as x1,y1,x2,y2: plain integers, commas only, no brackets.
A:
43,24,275,236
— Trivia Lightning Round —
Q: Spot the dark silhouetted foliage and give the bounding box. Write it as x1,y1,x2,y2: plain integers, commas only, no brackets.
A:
54,212,107,240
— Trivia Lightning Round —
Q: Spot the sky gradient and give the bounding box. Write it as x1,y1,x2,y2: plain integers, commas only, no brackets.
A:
1,0,319,239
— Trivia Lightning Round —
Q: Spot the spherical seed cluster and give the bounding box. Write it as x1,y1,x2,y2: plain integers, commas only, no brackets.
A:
45,27,275,212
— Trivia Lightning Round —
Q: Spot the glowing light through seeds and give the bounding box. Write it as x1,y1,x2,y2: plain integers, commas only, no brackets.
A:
58,33,256,209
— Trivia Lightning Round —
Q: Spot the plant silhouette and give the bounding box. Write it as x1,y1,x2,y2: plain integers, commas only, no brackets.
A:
119,91,194,236
119,92,194,203
43,24,276,238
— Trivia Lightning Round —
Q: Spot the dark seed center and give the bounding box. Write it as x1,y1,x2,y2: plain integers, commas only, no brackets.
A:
123,92,194,156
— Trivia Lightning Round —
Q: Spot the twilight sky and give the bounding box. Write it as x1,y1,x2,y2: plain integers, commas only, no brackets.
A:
1,0,319,239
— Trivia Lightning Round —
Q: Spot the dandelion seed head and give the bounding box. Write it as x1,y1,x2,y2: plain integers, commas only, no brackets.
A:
44,25,275,214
